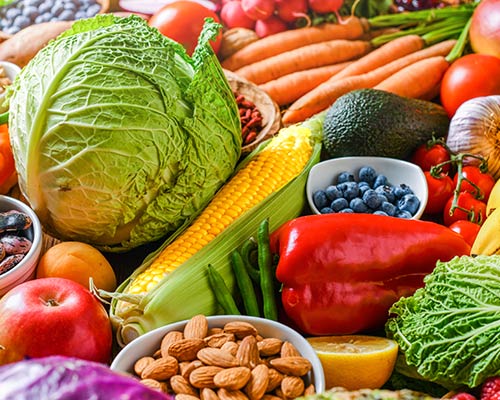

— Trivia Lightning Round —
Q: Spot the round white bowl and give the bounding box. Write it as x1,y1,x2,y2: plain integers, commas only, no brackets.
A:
0,195,43,296
0,61,21,114
111,315,326,394
306,156,428,219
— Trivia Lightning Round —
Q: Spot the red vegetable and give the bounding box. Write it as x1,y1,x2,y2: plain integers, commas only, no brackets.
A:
254,15,288,38
453,165,496,202
275,0,309,23
220,0,256,29
410,142,450,173
308,0,343,14
424,171,454,215
470,0,500,58
270,213,470,335
443,191,487,226
449,220,481,247
241,0,275,20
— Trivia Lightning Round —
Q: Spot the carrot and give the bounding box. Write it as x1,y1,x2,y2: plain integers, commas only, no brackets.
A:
282,39,456,125
234,39,371,85
221,17,368,71
259,62,353,106
332,35,424,81
374,56,450,99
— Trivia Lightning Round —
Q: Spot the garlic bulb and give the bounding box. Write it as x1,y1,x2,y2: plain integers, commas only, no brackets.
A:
447,95,500,179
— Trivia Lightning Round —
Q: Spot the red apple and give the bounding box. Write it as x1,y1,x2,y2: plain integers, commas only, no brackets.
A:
0,277,112,365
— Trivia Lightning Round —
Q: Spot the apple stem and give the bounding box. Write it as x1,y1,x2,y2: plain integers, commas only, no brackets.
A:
46,299,60,307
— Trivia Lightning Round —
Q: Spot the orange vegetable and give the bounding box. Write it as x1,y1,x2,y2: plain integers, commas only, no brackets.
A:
374,56,450,99
0,124,15,189
234,39,371,85
259,62,352,106
221,17,368,71
282,39,456,125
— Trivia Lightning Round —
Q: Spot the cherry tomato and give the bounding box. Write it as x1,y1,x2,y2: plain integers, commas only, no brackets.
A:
440,53,500,117
424,171,454,214
443,192,487,226
448,220,481,247
149,1,222,56
453,165,496,202
411,143,450,173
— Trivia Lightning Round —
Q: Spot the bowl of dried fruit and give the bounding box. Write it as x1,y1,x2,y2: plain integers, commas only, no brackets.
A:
0,61,20,114
225,70,281,155
0,195,43,296
111,314,326,397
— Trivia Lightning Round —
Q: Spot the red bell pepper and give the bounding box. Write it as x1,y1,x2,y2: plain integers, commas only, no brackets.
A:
269,213,471,336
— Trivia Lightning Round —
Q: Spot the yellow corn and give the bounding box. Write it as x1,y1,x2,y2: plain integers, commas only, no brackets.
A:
126,126,313,295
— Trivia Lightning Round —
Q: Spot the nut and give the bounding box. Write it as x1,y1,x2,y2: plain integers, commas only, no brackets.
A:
169,338,207,361
141,356,178,381
185,314,209,339
269,356,312,377
266,368,283,392
180,360,205,380
281,375,305,398
161,330,183,357
190,366,224,389
171,374,199,396
257,338,282,357
304,383,316,396
218,388,250,400
197,347,240,368
244,364,269,400
280,341,301,358
205,333,236,348
236,335,260,368
201,388,220,400
140,378,168,393
223,321,258,339
214,366,252,390
177,394,201,400
221,341,239,356
134,356,155,376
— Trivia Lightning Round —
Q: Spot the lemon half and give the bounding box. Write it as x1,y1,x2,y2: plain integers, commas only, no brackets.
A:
307,335,398,390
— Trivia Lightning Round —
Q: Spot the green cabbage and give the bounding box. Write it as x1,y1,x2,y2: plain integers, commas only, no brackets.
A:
7,15,242,251
386,255,500,389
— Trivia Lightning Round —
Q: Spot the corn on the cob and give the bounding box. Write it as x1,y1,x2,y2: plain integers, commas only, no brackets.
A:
126,127,313,295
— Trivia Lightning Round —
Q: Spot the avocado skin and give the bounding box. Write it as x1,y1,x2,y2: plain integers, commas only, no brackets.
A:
322,89,450,160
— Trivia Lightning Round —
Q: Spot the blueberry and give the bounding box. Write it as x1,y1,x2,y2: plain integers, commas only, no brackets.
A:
373,174,388,188
336,182,348,193
331,198,349,212
398,194,420,216
38,2,52,14
339,208,354,213
343,181,359,201
363,189,383,209
325,185,342,202
358,182,371,196
350,197,369,213
337,171,355,184
320,207,334,214
380,201,396,216
393,184,414,199
373,210,389,217
13,14,31,29
86,3,101,17
5,8,21,20
22,6,39,19
375,185,395,203
51,3,64,16
74,10,87,19
313,190,329,210
396,210,413,219
58,9,75,20
358,166,377,186
63,1,76,11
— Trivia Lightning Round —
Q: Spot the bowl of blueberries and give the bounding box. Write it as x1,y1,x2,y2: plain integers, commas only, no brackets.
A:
306,156,428,220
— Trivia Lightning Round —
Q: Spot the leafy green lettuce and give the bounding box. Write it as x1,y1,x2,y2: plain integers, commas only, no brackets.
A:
386,255,500,389
7,15,242,251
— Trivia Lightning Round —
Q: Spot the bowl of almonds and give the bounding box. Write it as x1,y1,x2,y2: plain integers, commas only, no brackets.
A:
110,314,325,399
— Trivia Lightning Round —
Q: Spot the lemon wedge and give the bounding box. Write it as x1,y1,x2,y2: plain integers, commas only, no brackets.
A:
307,335,398,390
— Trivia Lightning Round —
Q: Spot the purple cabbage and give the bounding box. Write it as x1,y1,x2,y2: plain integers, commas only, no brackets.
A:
0,356,173,400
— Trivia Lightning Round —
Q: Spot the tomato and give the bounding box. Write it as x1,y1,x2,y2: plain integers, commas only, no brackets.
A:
440,53,500,117
149,1,222,56
453,165,496,202
410,143,450,173
443,192,487,226
448,220,481,247
424,171,454,214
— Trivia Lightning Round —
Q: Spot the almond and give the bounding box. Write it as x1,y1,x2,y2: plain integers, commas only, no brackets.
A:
236,335,260,368
244,364,269,400
140,378,168,392
205,333,236,348
169,338,207,361
177,394,201,400
304,383,316,396
269,356,312,377
184,314,209,339
257,338,282,357
223,321,258,339
208,327,224,335
134,356,155,376
197,347,240,368
266,368,283,392
281,375,305,398
280,341,301,358
214,366,251,390
217,388,249,400
171,374,199,396
190,366,224,389
141,356,178,380
161,330,183,357
201,388,221,400
221,341,239,356
261,395,281,400
180,360,205,380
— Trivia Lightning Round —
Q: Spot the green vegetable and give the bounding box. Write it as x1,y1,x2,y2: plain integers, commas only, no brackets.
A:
257,218,277,321
230,249,260,317
206,264,241,315
386,255,500,389
6,15,242,252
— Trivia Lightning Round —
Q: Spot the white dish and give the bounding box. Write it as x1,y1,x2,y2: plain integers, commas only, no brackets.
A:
306,156,428,219
0,61,21,114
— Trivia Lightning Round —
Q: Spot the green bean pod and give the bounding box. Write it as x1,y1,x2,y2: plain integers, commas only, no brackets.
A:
206,264,240,315
231,249,260,317
258,218,278,321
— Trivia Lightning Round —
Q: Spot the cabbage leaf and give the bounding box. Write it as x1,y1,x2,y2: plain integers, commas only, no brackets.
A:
7,15,241,251
386,255,500,389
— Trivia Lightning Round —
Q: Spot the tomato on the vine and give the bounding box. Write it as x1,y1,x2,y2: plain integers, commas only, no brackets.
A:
440,53,500,117
453,165,496,202
424,171,454,214
443,192,487,226
448,220,481,247
411,143,450,173
149,1,222,56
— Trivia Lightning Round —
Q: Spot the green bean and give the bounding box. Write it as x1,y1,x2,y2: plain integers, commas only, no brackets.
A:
231,249,260,317
257,218,278,321
206,264,240,315
240,238,260,283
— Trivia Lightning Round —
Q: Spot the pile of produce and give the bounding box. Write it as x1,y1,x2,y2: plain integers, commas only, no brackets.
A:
1,0,500,398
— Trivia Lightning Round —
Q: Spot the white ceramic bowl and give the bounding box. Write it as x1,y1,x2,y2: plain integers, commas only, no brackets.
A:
0,61,21,114
111,315,326,394
0,195,43,296
306,156,428,219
